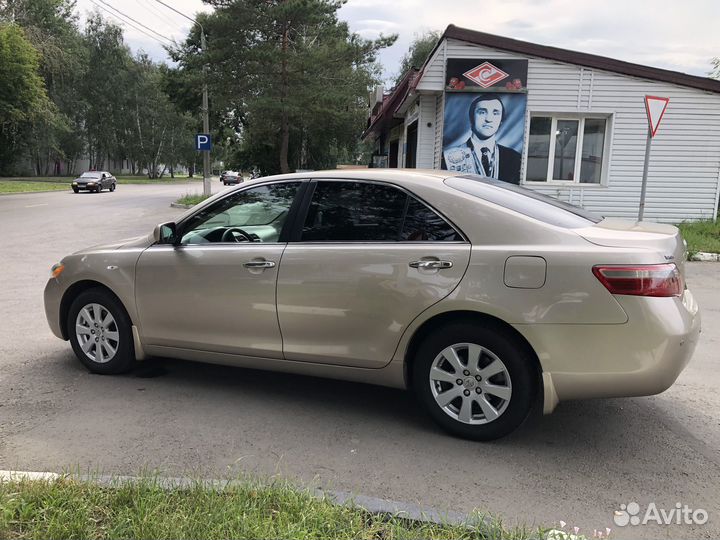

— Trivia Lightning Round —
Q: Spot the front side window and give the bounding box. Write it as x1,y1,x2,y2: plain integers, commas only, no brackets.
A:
526,115,608,184
300,181,462,242
180,182,300,244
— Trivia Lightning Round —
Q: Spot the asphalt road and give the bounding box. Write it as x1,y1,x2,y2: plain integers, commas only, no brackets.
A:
1,183,718,539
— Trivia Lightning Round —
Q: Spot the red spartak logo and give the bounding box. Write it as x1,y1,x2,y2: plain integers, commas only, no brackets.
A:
463,62,509,88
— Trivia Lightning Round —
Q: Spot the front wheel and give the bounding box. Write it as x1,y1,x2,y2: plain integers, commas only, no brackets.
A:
67,288,135,374
412,322,537,441
110,183,116,192
72,187,79,193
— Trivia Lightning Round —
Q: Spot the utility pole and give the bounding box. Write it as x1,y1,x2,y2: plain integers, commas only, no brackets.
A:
201,30,210,197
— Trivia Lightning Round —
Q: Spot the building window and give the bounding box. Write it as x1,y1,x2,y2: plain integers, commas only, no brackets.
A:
526,115,609,184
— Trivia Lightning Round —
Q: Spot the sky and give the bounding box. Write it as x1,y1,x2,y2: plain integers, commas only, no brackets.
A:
73,0,719,84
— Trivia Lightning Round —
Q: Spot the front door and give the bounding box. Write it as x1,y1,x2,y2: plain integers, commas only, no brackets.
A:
135,181,301,358
277,180,471,368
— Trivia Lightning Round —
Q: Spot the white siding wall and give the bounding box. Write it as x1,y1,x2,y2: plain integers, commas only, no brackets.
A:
417,94,437,168
416,38,720,222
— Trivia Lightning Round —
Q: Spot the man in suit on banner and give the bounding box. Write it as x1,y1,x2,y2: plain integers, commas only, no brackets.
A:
443,94,522,184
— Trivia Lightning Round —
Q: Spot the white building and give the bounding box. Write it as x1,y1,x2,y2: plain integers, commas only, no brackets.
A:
363,25,720,222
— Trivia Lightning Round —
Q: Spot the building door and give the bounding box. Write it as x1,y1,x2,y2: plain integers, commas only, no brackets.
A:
389,139,399,168
405,121,418,168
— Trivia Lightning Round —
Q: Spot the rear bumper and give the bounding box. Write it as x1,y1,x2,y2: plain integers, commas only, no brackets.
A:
516,289,701,411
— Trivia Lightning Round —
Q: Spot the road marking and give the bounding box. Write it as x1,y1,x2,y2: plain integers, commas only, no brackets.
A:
25,203,48,208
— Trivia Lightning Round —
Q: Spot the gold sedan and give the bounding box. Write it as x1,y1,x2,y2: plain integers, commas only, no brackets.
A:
44,170,700,440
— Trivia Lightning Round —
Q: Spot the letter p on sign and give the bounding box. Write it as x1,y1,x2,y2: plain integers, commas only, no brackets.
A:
195,133,212,151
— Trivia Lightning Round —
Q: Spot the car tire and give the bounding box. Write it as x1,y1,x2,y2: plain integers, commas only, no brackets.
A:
72,187,79,193
97,185,102,193
67,288,135,375
110,183,116,192
412,321,537,441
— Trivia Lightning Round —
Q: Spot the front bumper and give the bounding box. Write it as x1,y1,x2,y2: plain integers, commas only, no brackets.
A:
44,277,65,339
516,289,701,410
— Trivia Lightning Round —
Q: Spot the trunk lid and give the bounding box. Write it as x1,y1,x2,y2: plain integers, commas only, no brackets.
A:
576,218,687,275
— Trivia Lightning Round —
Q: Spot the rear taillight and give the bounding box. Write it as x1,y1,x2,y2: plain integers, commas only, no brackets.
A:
592,263,683,297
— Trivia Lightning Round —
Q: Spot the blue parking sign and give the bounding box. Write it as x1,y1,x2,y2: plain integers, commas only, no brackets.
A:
195,133,212,151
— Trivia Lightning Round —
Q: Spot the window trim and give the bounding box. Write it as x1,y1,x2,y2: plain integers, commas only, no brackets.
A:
291,178,469,244
522,111,613,187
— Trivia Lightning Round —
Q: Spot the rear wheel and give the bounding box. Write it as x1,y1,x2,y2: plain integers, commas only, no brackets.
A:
412,322,537,441
67,288,135,374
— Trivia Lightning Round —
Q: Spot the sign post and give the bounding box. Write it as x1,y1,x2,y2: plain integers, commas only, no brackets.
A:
195,133,212,196
638,95,670,220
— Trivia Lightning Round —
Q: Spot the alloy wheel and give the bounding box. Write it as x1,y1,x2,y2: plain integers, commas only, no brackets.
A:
429,342,512,425
75,303,120,363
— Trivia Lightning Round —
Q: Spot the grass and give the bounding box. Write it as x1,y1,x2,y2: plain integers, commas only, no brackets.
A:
678,216,720,254
0,475,538,540
0,180,70,194
175,193,211,206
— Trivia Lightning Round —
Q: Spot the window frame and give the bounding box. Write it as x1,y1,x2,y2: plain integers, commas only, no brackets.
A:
290,178,469,244
522,112,613,187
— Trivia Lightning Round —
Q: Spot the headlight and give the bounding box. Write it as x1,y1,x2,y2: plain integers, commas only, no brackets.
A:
72,181,77,185
51,263,65,278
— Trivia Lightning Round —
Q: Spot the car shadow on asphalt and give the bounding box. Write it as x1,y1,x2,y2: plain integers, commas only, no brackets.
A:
113,356,653,449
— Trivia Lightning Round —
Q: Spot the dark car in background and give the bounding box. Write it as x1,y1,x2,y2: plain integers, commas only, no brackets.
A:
72,171,116,193
221,171,242,186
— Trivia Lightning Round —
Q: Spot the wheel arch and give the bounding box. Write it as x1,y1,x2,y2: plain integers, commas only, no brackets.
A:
59,280,132,340
404,310,543,390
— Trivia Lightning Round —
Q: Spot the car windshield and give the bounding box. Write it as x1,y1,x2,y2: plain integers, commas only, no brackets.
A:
445,175,602,228
80,172,100,178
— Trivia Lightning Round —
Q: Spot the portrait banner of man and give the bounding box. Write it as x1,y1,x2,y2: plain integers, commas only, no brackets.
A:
441,92,527,184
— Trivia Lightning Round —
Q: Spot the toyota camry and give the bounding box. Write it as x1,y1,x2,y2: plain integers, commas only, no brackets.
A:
44,170,701,440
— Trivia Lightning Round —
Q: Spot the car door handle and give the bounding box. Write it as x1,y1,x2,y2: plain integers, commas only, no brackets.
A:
243,260,276,268
409,260,453,269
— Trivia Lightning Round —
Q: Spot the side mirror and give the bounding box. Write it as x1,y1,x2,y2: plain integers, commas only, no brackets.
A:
153,221,178,245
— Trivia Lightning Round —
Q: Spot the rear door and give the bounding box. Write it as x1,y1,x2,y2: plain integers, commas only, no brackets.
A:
276,179,471,368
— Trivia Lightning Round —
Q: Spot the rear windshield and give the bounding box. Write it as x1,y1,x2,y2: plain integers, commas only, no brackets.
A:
445,175,602,228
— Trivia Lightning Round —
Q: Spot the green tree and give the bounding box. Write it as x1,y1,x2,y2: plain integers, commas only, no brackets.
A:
2,0,89,175
0,23,50,173
172,0,395,175
127,54,196,178
82,13,133,170
394,30,440,85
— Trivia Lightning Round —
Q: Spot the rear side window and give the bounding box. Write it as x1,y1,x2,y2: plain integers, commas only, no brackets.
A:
300,181,462,242
401,197,463,241
445,175,602,228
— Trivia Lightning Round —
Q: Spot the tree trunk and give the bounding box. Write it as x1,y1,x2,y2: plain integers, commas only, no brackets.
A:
279,24,290,174
169,165,174,178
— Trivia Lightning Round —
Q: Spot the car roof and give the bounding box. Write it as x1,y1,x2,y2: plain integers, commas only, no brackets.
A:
248,168,463,187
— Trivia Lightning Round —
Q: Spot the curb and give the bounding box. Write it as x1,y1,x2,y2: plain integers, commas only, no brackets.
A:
0,470,486,529
689,251,720,262
170,202,193,209
0,188,71,196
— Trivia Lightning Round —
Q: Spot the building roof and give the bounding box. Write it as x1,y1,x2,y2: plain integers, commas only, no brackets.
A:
362,67,420,141
362,25,720,143
443,25,720,94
